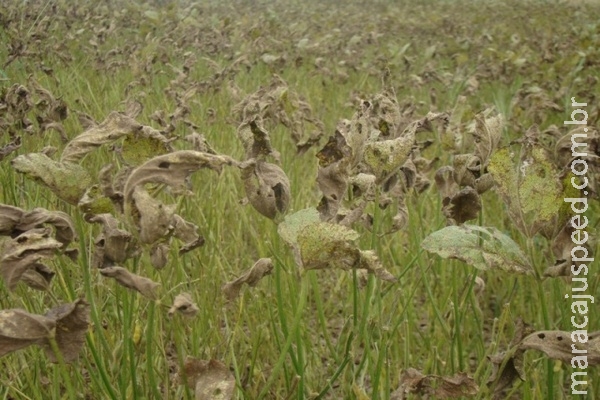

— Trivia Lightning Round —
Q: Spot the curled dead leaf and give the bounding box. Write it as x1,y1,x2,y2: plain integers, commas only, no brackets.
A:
168,293,199,317
0,299,90,363
222,258,274,300
61,111,142,164
123,150,237,201
0,204,75,246
87,214,135,269
0,228,62,291
240,160,290,221
99,266,160,299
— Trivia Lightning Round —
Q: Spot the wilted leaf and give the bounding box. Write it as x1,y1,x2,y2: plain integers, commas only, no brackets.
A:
61,111,141,163
422,225,532,274
12,153,92,205
150,243,169,269
182,357,235,400
172,214,205,255
42,299,90,363
20,263,55,291
473,110,504,165
0,136,21,161
241,160,290,220
0,204,75,246
442,187,482,224
87,214,134,268
129,187,175,245
222,258,273,300
99,266,160,299
168,293,199,317
0,299,89,363
123,150,237,201
237,118,278,161
391,368,479,399
0,309,55,357
0,228,62,291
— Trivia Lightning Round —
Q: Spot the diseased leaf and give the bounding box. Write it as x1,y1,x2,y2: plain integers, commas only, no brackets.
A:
362,132,414,183
520,330,600,366
279,209,395,281
121,125,173,166
78,185,115,215
422,225,532,274
277,207,320,266
168,293,199,317
99,266,160,299
488,146,564,236
222,258,273,300
12,153,92,205
298,222,359,269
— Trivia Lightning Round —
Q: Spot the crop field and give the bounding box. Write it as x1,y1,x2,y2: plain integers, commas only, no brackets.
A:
0,0,599,399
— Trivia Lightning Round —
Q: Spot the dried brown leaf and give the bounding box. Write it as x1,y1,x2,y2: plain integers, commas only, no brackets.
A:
87,214,134,268
99,266,160,299
443,187,482,225
222,258,273,300
0,204,75,246
42,299,90,363
123,150,237,201
0,136,21,161
61,111,142,164
168,293,199,317
241,160,290,221
0,228,62,291
0,309,55,358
